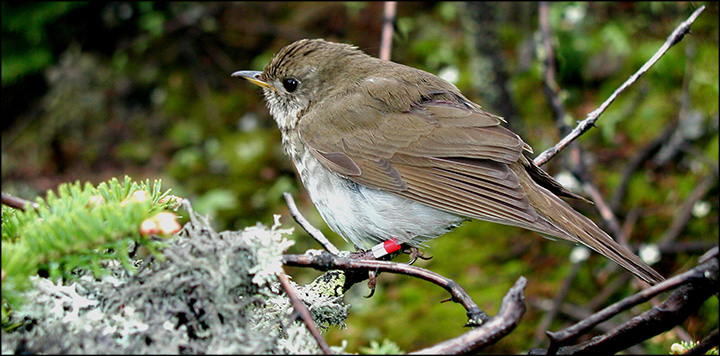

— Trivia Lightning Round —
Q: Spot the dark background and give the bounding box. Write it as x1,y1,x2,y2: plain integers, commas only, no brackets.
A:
2,2,718,353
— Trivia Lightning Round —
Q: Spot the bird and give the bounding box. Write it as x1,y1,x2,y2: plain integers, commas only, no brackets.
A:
233,38,664,285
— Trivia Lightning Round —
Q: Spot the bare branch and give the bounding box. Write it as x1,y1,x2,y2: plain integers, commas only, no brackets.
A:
532,261,582,348
657,173,717,247
549,250,718,354
545,247,718,354
687,329,719,355
537,0,630,252
283,251,490,326
534,5,706,167
609,121,678,211
529,297,647,354
2,192,40,211
276,269,332,354
536,0,635,308
283,192,341,255
379,1,397,61
410,277,527,354
538,1,569,135
579,175,627,242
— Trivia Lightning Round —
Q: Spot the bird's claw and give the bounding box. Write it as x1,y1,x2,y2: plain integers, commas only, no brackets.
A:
403,247,432,265
364,269,378,298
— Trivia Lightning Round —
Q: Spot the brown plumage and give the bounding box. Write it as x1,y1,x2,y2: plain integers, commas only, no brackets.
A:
234,39,665,285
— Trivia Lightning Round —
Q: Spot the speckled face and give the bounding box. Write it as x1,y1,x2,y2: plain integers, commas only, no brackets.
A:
258,39,366,131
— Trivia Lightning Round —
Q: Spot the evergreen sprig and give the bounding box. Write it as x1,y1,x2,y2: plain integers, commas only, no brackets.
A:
1,176,178,322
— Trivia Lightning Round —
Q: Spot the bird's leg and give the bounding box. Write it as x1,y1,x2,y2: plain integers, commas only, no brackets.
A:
346,239,403,297
364,268,378,298
348,245,375,260
348,238,402,260
402,247,433,265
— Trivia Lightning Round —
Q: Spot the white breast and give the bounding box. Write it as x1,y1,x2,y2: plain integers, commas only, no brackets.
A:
288,141,466,249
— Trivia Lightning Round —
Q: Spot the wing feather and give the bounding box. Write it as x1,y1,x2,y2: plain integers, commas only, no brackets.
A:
298,76,565,238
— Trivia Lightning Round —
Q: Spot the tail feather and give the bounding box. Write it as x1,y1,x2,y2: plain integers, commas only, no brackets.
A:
561,211,665,285
514,159,665,285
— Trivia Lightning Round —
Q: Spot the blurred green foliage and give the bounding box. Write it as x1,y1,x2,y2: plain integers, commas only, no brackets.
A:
1,2,718,354
1,2,84,84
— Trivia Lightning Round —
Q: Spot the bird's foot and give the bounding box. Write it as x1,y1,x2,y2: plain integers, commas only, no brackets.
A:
347,239,404,297
348,248,375,260
364,269,378,298
403,246,433,265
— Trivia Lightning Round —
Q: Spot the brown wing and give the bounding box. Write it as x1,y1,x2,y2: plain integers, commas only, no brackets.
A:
298,77,568,238
297,72,665,285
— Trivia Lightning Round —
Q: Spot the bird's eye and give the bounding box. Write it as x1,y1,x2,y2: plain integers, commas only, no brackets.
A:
282,78,299,92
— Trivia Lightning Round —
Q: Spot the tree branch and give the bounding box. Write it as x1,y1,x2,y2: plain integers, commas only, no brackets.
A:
282,251,490,326
276,268,332,354
687,329,719,355
410,277,527,354
543,247,718,355
534,5,706,167
2,192,40,211
283,192,340,255
379,1,396,61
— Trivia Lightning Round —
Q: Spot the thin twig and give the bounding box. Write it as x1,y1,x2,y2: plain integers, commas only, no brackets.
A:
657,173,717,247
686,329,719,355
609,121,677,212
379,1,396,61
409,277,527,354
528,298,650,355
551,253,718,354
536,0,640,305
276,268,332,354
539,1,569,135
619,208,640,246
2,192,40,211
532,260,581,348
652,41,697,168
545,247,718,354
534,5,706,167
579,174,626,242
283,251,490,326
538,0,631,283
410,277,527,355
283,192,340,255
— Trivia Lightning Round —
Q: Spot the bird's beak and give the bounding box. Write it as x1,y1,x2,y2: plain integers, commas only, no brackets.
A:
232,70,276,91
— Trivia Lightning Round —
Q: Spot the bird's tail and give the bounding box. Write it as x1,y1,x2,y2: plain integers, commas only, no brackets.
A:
514,160,665,286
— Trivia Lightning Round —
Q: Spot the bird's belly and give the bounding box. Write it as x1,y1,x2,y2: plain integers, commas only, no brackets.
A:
292,150,465,249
